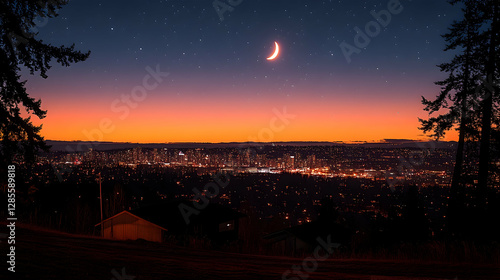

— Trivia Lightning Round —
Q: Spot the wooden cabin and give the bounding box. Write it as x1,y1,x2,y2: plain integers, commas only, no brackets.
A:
100,211,167,242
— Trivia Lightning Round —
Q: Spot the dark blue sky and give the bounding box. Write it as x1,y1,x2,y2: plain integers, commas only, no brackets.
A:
34,0,462,81
26,0,465,142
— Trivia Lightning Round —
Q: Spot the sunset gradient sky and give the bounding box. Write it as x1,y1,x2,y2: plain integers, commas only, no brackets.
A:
25,0,462,143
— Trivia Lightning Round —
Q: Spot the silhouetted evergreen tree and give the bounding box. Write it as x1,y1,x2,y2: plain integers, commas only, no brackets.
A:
420,0,480,236
0,0,89,165
477,0,499,205
419,0,500,237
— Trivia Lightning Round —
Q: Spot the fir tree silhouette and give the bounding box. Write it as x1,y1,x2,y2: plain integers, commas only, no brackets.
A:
0,0,90,166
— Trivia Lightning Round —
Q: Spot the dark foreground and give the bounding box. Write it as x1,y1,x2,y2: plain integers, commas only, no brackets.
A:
1,226,499,280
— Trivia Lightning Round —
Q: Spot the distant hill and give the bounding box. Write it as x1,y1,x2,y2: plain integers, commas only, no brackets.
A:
44,140,456,152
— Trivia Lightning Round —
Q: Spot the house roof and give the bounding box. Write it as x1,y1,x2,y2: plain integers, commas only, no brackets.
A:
95,210,168,232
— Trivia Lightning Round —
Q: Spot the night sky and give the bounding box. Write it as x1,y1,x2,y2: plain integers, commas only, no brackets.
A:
25,0,463,143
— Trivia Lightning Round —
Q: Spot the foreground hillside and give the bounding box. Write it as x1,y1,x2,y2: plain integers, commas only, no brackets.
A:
1,225,499,280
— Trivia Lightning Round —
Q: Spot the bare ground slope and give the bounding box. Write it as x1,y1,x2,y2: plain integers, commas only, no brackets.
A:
1,226,499,280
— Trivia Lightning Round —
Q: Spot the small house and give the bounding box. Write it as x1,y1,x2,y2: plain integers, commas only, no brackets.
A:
97,200,245,244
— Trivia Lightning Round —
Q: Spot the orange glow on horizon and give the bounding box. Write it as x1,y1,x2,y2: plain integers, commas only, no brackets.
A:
32,87,459,143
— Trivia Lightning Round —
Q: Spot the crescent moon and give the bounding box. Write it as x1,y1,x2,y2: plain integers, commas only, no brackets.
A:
266,41,280,60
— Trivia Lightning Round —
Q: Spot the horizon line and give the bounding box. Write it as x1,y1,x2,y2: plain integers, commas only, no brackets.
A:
45,139,453,145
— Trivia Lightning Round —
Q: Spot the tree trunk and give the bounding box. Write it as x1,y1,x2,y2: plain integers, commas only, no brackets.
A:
449,3,474,236
478,0,498,206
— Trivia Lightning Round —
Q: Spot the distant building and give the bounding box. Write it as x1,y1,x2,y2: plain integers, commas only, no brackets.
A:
97,200,245,244
100,211,167,242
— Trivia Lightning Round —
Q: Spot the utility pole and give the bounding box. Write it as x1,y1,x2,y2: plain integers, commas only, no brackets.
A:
99,172,103,237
